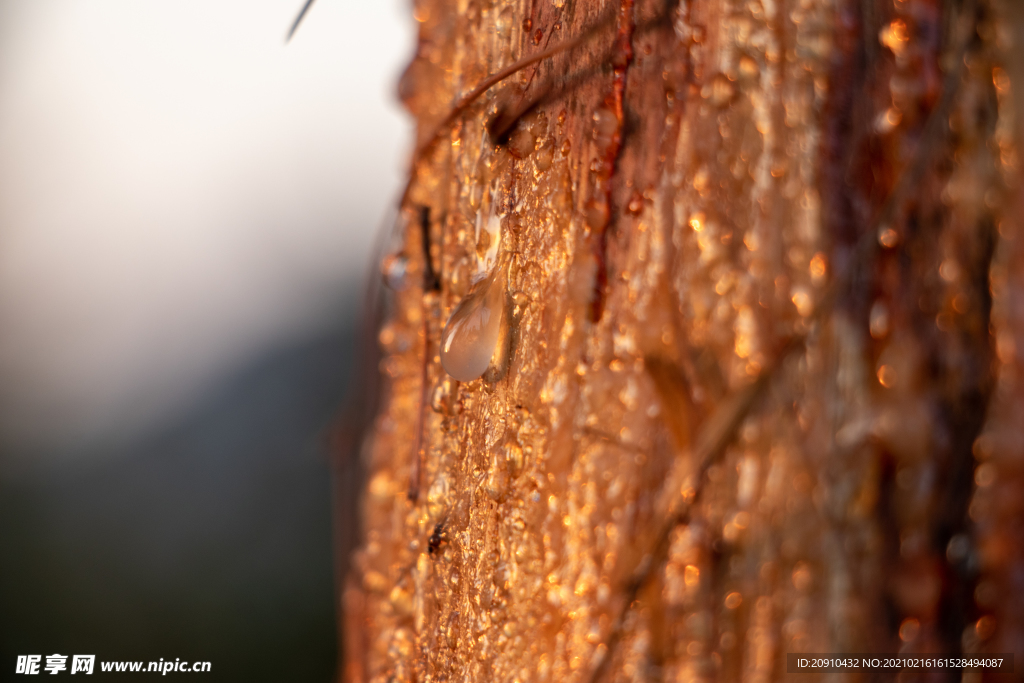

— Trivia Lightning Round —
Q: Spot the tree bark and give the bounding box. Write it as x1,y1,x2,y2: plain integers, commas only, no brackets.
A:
341,0,1024,680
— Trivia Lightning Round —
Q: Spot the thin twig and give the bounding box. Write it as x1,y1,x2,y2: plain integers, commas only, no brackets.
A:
416,11,616,158
586,366,774,683
399,8,619,206
285,0,317,43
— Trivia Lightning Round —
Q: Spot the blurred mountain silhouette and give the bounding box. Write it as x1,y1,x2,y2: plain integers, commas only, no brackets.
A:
0,316,358,682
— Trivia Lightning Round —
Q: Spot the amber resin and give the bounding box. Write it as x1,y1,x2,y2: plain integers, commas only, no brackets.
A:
440,252,515,383
344,0,1024,682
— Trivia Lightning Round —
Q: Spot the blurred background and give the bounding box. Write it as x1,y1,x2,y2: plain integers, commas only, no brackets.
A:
0,1,411,679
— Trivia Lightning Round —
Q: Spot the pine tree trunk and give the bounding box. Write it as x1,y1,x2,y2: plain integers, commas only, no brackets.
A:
340,0,1024,680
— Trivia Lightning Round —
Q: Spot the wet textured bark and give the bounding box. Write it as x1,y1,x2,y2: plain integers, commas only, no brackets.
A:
341,0,1024,681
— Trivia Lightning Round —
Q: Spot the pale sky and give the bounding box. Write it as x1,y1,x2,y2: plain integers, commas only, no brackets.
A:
0,0,414,452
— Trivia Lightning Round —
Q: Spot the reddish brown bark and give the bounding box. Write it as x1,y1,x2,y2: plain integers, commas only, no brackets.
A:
339,0,1024,680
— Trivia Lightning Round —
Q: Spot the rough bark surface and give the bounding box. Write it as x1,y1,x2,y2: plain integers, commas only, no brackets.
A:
342,0,1024,681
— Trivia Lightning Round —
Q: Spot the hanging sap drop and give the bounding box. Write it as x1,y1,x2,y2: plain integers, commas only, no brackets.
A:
441,266,508,382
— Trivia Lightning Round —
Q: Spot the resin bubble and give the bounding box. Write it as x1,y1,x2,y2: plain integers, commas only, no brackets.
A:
440,264,508,382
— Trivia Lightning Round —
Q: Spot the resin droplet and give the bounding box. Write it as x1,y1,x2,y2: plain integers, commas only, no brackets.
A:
381,252,408,290
441,266,507,382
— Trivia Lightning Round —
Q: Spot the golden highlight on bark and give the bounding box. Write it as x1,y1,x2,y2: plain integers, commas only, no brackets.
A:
342,0,1024,681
